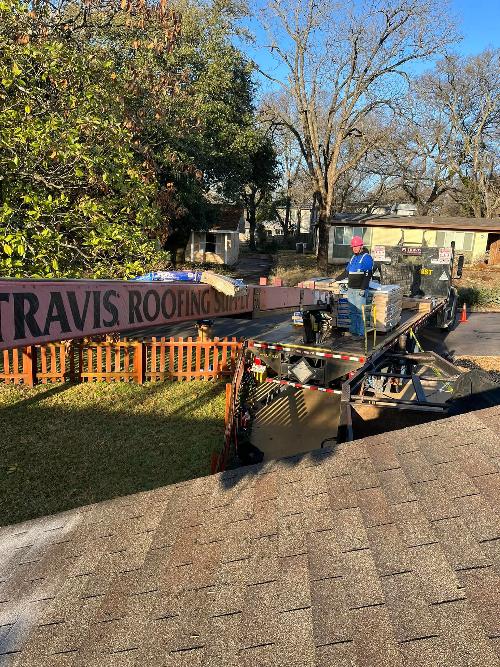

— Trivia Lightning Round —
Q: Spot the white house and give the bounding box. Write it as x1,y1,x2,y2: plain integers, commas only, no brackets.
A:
187,207,243,266
240,203,316,241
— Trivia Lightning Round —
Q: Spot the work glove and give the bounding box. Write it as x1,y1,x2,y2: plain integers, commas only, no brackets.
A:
358,290,366,297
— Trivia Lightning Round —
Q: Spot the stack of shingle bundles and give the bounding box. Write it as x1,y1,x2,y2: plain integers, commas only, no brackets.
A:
297,277,325,289
336,287,374,330
369,284,403,332
200,271,247,297
311,278,343,293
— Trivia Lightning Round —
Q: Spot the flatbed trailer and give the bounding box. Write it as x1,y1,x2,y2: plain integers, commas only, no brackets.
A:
248,298,447,386
239,297,465,456
236,243,472,455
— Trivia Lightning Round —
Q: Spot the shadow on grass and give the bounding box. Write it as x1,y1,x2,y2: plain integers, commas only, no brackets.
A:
0,381,226,526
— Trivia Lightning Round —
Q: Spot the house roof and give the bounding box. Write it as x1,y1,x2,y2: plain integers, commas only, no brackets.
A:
0,406,499,666
332,214,500,233
210,206,244,231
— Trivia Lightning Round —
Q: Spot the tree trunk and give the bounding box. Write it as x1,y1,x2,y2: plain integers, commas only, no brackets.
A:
317,205,330,274
284,195,291,237
247,192,257,250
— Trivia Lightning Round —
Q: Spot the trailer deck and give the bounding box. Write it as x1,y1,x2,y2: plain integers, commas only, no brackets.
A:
250,303,444,360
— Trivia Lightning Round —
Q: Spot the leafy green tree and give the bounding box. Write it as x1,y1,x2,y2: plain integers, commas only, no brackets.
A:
0,0,271,275
105,0,261,261
230,132,279,250
0,0,165,278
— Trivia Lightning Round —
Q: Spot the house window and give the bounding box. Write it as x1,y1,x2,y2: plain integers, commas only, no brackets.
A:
453,232,465,250
436,231,474,252
205,232,217,253
436,231,446,247
334,226,372,245
463,232,474,252
334,226,345,245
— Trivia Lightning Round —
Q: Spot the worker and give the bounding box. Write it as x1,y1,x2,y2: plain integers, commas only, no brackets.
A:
336,236,374,337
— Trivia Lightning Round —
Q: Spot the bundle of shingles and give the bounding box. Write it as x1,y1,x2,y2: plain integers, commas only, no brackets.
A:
370,284,403,332
297,277,404,332
200,271,247,297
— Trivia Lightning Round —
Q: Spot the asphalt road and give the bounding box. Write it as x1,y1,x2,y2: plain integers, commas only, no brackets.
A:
128,312,500,358
420,313,500,357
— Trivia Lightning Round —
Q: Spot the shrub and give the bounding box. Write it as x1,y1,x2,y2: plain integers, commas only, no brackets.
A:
458,286,500,306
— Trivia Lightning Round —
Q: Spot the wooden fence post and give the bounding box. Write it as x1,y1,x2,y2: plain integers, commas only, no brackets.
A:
134,341,146,384
224,383,232,425
68,341,82,383
22,346,37,387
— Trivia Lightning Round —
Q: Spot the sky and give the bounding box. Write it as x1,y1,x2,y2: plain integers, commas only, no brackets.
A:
452,0,500,54
239,0,500,95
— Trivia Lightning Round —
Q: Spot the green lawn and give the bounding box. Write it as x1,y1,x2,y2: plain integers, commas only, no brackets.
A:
0,381,226,526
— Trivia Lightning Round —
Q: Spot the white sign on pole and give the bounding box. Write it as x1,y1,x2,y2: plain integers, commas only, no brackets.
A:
438,247,452,263
372,245,386,261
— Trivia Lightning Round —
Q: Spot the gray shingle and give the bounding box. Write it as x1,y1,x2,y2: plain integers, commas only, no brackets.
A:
0,405,499,666
367,524,411,576
356,487,392,528
381,571,438,642
341,550,385,610
377,469,417,504
310,577,353,645
351,605,404,667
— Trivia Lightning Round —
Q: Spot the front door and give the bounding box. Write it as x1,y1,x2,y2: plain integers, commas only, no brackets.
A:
488,234,500,265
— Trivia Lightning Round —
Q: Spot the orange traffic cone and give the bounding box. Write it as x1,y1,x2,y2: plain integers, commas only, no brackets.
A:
460,303,468,323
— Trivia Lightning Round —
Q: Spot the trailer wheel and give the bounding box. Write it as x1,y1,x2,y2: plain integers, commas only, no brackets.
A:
441,287,458,330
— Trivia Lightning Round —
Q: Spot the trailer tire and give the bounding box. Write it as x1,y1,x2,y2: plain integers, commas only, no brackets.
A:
441,288,458,331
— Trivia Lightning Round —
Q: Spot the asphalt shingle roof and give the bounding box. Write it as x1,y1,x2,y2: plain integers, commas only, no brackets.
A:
332,214,500,232
0,406,499,666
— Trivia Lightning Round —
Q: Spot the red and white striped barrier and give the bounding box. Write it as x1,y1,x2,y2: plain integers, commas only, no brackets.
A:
250,341,365,364
265,377,342,395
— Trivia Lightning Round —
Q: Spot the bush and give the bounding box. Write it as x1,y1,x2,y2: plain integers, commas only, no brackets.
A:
458,286,500,307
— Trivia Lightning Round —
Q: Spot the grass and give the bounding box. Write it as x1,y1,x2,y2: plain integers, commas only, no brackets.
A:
0,380,227,526
458,264,500,310
270,249,321,286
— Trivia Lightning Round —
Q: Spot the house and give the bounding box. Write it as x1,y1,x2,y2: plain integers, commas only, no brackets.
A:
1,405,499,665
358,203,418,217
327,214,500,265
187,207,243,266
240,203,317,243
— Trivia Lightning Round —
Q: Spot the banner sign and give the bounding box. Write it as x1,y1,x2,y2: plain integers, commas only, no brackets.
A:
0,281,255,350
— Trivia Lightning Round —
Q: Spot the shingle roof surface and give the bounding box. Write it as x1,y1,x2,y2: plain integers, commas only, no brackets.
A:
0,406,499,666
332,214,500,232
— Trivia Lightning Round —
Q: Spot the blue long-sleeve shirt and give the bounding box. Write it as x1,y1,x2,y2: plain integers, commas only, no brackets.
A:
337,251,374,289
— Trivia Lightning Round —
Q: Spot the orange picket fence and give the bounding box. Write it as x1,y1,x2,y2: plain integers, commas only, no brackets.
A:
0,337,243,385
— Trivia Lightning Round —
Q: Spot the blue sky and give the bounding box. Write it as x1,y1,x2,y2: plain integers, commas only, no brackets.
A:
239,0,499,94
452,0,500,54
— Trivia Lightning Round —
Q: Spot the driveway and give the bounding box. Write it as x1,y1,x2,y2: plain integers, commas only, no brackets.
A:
420,313,500,357
232,252,274,283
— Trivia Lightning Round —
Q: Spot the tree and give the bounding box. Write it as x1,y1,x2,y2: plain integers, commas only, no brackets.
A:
105,0,261,261
0,0,164,278
421,50,500,218
366,82,456,215
0,0,264,275
239,133,280,250
258,0,457,270
272,119,305,237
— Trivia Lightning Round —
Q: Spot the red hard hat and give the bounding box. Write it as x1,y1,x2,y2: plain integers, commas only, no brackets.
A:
351,235,363,247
